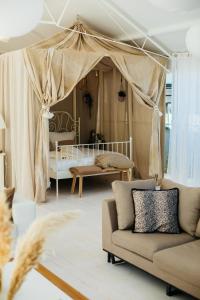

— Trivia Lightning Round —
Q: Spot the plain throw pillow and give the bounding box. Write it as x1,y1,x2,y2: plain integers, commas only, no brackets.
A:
112,179,156,230
132,188,180,233
95,153,134,169
162,179,200,236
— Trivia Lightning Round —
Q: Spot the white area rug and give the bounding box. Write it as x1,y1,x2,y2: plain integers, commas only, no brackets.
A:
37,177,194,300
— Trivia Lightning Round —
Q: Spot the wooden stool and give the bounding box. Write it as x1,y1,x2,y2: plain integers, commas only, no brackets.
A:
70,165,131,197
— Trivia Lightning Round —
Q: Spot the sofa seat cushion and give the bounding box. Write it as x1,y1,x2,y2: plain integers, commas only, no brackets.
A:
112,230,194,261
154,240,200,288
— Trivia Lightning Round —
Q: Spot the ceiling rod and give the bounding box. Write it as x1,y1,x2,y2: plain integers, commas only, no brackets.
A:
99,0,172,58
98,0,169,72
44,1,56,24
56,0,71,26
41,1,169,62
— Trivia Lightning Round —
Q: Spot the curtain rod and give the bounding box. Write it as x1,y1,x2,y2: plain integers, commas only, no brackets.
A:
99,0,171,58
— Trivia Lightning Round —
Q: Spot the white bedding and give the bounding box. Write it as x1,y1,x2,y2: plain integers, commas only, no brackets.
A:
49,147,110,172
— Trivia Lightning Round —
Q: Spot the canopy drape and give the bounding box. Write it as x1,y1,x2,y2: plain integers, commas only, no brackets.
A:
96,63,165,178
0,50,39,198
23,47,103,201
0,22,167,202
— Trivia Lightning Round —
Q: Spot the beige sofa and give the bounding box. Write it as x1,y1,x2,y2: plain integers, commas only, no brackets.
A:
102,179,200,299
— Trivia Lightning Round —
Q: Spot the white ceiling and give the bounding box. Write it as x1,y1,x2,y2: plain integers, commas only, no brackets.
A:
0,0,200,55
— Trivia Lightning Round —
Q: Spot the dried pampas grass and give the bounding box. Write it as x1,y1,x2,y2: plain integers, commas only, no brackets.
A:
0,199,12,292
7,210,79,300
0,199,12,267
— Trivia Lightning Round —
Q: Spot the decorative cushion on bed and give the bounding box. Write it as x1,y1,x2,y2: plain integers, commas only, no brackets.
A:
95,153,134,169
132,188,180,233
49,131,75,150
112,179,156,230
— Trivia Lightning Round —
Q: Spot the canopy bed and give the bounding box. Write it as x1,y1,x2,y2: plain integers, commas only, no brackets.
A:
0,21,167,203
49,111,133,198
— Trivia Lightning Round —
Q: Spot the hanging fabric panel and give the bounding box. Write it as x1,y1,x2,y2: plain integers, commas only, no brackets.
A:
24,47,103,202
0,50,39,199
111,54,166,178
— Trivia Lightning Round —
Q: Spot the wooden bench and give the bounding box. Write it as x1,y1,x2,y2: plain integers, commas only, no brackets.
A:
69,165,132,197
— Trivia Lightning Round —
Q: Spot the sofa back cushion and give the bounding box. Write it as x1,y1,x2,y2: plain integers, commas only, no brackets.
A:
162,179,200,236
196,219,200,237
112,179,156,230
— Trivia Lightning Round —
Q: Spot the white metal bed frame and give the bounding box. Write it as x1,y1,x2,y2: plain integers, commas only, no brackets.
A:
49,111,133,198
49,111,80,144
51,138,133,198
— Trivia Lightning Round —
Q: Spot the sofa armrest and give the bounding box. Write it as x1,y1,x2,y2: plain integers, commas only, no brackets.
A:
102,199,118,251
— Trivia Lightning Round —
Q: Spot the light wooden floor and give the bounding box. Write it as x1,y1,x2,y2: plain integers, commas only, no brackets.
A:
37,176,194,300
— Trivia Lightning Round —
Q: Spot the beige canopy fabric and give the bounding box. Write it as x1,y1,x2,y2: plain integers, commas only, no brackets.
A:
95,62,165,178
0,50,39,198
23,47,102,201
0,21,167,202
96,68,129,142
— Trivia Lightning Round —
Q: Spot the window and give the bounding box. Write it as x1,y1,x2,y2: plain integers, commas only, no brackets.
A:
164,73,172,172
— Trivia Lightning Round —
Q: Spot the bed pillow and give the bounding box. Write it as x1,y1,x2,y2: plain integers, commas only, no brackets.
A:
95,153,134,169
49,131,75,150
132,188,180,233
112,179,156,230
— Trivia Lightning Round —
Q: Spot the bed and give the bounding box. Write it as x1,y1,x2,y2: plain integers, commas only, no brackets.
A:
49,111,133,197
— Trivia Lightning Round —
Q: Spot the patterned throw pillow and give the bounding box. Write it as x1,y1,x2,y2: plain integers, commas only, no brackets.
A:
132,188,180,233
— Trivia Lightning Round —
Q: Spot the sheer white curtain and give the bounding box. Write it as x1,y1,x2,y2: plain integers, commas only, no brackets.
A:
167,55,200,186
